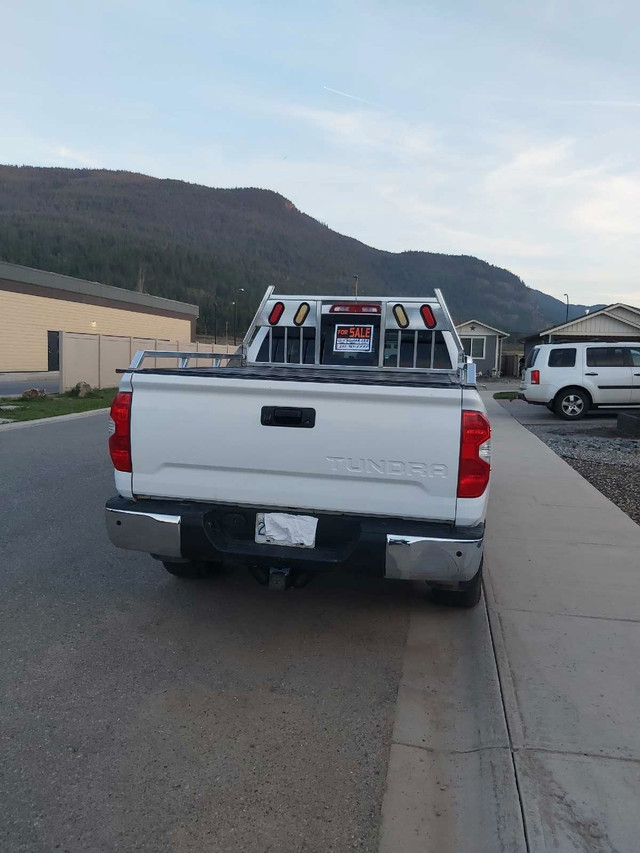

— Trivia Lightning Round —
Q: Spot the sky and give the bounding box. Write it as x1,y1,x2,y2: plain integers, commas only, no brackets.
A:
1,0,639,306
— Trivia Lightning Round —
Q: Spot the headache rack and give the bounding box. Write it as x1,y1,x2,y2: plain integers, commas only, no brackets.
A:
242,286,475,383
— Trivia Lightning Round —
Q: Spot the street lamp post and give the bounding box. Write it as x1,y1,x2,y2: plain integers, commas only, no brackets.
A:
233,288,246,345
563,293,569,323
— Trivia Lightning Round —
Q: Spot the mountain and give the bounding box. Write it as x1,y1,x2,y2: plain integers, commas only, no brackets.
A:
0,165,593,335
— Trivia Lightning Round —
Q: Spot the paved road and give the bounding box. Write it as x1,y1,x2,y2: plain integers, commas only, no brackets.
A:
0,414,414,852
0,372,60,397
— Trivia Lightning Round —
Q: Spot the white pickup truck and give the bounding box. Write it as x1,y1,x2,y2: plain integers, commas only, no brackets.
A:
105,288,491,607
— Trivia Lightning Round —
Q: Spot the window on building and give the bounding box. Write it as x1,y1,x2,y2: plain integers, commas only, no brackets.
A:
586,347,626,367
461,336,486,359
548,348,576,367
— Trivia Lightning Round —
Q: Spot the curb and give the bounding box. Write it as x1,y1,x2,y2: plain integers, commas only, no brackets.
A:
378,595,527,852
0,407,109,431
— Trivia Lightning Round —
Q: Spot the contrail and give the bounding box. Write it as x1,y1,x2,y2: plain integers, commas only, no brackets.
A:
549,99,640,108
323,86,381,108
497,96,640,109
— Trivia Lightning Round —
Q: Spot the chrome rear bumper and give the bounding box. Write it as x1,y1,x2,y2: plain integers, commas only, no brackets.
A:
106,506,181,557
106,500,483,583
385,534,483,582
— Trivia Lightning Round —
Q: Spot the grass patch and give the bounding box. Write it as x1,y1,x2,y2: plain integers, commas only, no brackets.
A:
0,388,117,423
493,391,520,400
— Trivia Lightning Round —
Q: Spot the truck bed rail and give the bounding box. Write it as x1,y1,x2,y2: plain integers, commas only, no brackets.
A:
128,351,242,370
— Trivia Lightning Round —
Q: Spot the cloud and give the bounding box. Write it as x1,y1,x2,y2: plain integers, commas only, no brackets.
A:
54,146,102,169
573,174,640,237
283,104,438,164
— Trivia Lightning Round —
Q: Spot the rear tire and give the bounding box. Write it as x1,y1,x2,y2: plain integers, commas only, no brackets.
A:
428,562,483,608
162,560,221,579
554,388,589,420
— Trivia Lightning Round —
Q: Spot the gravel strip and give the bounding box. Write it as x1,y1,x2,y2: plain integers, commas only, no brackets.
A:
527,424,640,526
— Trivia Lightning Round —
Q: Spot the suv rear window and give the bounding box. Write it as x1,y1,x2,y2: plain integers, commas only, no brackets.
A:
586,347,626,367
525,348,539,368
548,348,576,367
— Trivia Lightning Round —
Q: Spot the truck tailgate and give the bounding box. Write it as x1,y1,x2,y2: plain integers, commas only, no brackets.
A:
129,373,462,521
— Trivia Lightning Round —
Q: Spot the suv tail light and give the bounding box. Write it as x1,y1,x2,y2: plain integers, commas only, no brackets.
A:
531,369,540,385
109,391,132,472
457,410,491,498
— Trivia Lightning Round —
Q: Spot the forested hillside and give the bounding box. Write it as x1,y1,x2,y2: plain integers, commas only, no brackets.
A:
0,165,591,334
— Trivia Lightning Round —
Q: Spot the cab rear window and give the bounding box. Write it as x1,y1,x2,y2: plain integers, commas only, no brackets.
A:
548,348,576,367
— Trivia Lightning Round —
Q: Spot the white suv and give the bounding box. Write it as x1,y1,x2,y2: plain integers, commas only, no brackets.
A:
520,341,640,420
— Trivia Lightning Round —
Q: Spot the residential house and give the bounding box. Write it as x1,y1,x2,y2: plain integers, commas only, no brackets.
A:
522,303,640,360
455,319,509,376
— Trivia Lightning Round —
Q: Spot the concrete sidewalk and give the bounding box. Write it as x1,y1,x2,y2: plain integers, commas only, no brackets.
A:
483,392,640,852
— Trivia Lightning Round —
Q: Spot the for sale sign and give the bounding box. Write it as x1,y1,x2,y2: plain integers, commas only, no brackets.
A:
333,324,374,353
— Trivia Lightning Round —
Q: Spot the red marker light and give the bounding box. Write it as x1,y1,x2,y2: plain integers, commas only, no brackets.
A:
531,370,540,385
329,304,380,314
420,305,437,328
268,302,285,325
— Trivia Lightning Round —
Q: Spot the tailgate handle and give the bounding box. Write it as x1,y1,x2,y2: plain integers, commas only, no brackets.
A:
261,406,316,428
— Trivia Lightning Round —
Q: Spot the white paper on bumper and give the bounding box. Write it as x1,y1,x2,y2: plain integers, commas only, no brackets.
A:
262,513,318,548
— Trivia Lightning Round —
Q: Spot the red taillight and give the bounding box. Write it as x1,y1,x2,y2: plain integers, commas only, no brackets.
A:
109,391,132,472
531,369,540,385
329,303,381,314
457,410,491,499
420,304,437,328
268,301,285,325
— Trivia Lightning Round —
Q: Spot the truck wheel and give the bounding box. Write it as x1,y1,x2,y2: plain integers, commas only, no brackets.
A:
428,562,483,608
162,560,221,579
554,388,589,420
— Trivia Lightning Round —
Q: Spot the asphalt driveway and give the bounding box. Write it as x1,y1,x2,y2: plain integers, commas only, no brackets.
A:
497,396,619,425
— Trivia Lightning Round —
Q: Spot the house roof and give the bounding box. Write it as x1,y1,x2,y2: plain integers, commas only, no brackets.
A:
455,319,509,338
523,303,640,340
0,260,199,317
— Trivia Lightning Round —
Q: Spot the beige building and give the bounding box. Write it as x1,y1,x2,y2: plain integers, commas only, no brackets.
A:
0,261,199,372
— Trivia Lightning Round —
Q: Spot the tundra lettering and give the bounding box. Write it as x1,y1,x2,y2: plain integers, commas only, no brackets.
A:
325,457,448,478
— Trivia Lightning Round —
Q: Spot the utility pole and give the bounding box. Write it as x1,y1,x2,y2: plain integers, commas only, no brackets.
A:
234,288,246,345
136,264,145,293
563,293,569,323
353,275,359,298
